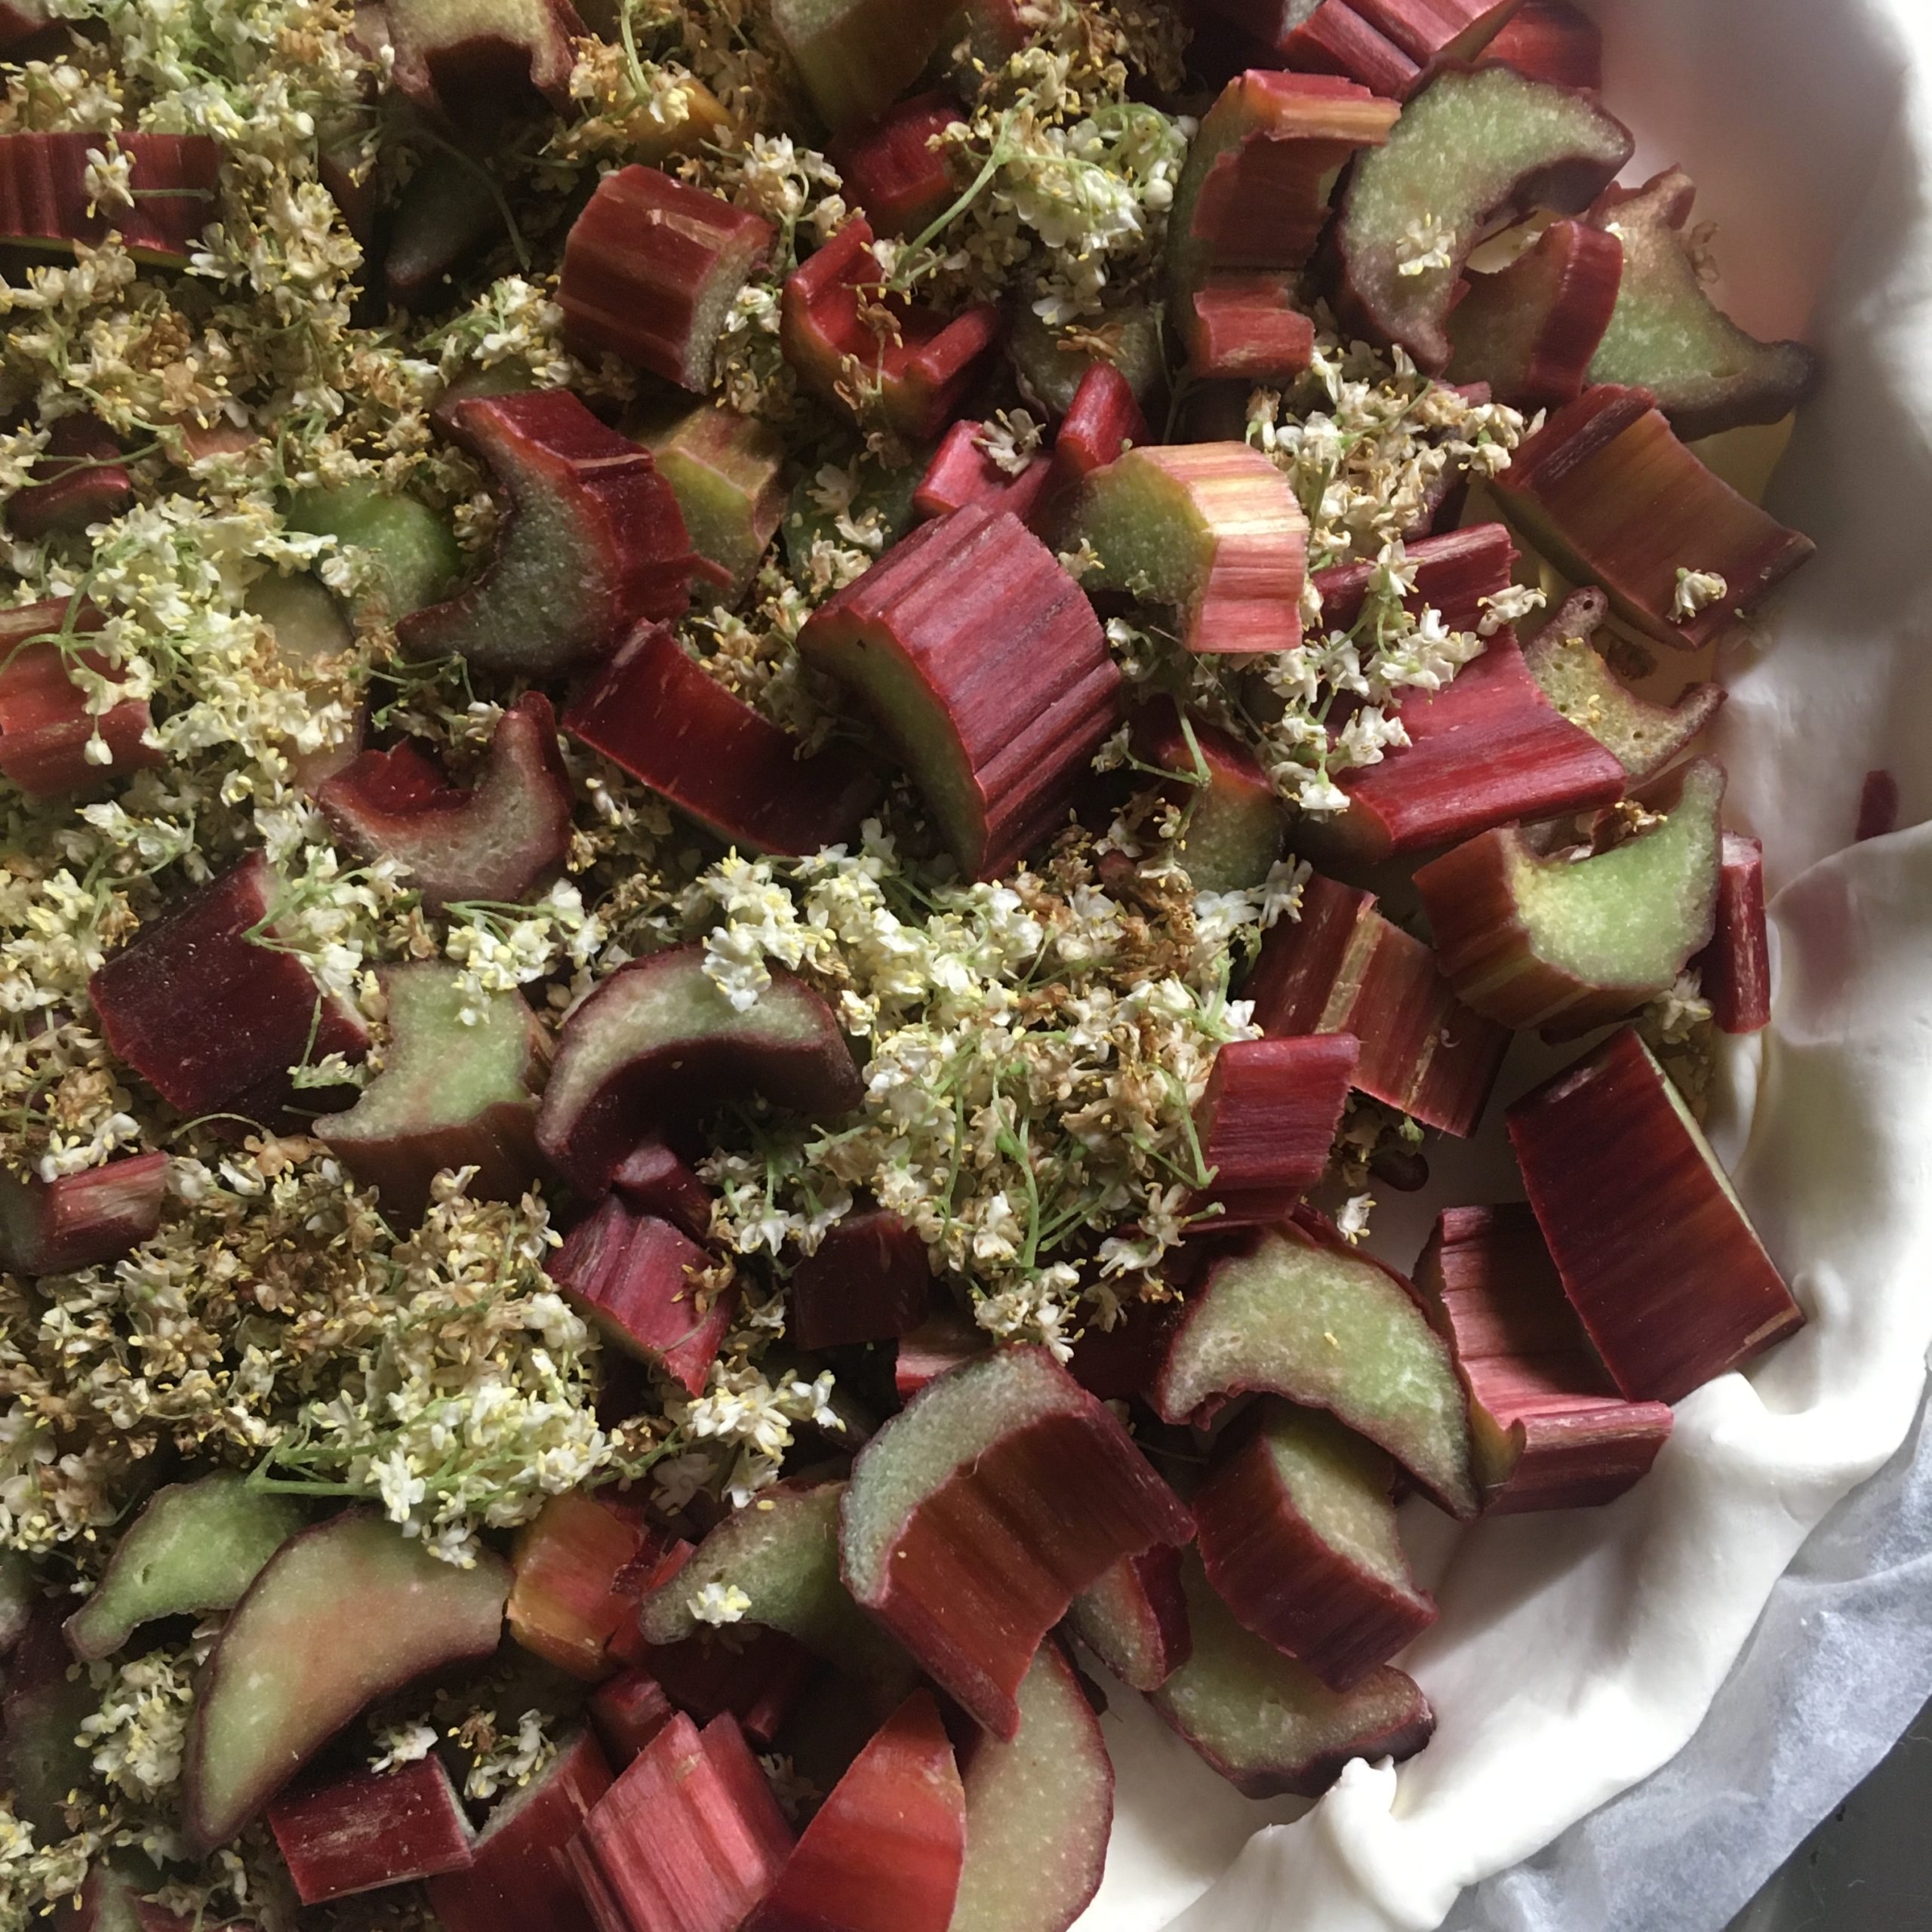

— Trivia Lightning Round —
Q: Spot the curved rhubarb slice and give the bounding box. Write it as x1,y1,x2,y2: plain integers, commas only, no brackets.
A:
1586,168,1822,441
1066,1545,1189,1694
1508,1028,1803,1403
269,1756,475,1904
564,622,880,857
318,694,571,911
1189,1034,1357,1227
64,1472,304,1663
8,414,131,537
1482,0,1601,88
89,849,369,1126
646,407,789,605
1694,832,1770,1034
1247,870,1509,1137
838,1347,1191,1739
508,1491,652,1679
1415,1203,1672,1512
1151,1554,1433,1799
181,1510,510,1851
770,0,956,134
1335,66,1633,371
1195,1401,1435,1690
319,965,543,1218
386,0,581,129
1131,698,1284,893
0,598,159,796
561,166,774,391
383,146,502,310
1491,383,1817,649
0,131,220,264
1521,588,1724,780
1446,217,1623,408
1153,1217,1479,1518
747,1692,964,1932
1009,304,1164,420
287,482,463,622
398,390,705,676
789,1208,933,1351
3,1604,97,1834
829,93,962,236
1182,275,1317,381
0,1148,166,1278
798,501,1120,879
1416,756,1725,1035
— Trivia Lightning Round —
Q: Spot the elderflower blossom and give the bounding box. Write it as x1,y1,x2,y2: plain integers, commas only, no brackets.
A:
79,1650,196,1801
1397,214,1457,276
691,1580,753,1626
462,1709,556,1801
1674,566,1730,621
369,1720,439,1772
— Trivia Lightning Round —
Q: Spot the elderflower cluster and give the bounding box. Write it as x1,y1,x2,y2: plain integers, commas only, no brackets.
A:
79,1649,197,1801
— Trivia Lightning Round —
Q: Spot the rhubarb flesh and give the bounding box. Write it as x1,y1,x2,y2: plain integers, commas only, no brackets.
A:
181,1509,510,1850
537,945,862,1194
1131,698,1285,893
1066,1544,1190,1694
1009,303,1165,419
838,1346,1191,1738
3,1603,102,1834
1695,832,1771,1033
0,131,220,264
565,621,881,857
268,1756,475,1904
386,0,581,129
1507,1027,1804,1403
0,598,159,796
829,93,962,236
507,1490,651,1678
64,1472,305,1663
1182,275,1318,380
646,407,790,605
383,146,502,310
1445,217,1623,408
798,501,1121,878
1481,0,1602,89
1189,1033,1358,1226
771,0,957,133
286,481,463,622
1414,1203,1672,1511
1416,756,1725,1035
788,1208,933,1350
0,1148,167,1278
1334,66,1633,371
8,414,132,537
1152,1218,1480,1518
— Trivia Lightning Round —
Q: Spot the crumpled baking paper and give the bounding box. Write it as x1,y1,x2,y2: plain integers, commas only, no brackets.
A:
1078,0,1932,1925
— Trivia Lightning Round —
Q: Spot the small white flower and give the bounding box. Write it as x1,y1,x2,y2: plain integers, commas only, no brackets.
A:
1672,567,1729,622
690,1580,753,1626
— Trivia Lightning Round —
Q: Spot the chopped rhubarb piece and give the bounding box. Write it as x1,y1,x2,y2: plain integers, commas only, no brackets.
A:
561,168,773,391
3,1603,108,1834
1334,66,1633,371
636,1625,817,1744
1316,518,1518,633
646,407,789,606
386,0,582,129
781,219,1002,440
537,945,862,1194
1130,697,1284,893
789,1209,932,1351
1857,768,1900,842
1153,1216,1480,1516
383,146,502,310
912,418,1054,525
565,621,881,857
69,1860,196,1932
894,1303,986,1400
612,1139,716,1241
1586,169,1822,441
1065,1294,1184,1404
1491,383,1816,649
1508,1027,1804,1402
1481,0,1601,88
285,481,463,623
399,390,707,676
1417,756,1725,1035
1189,1034,1357,1226
89,849,369,1126
64,1472,303,1663
0,598,159,796
0,131,220,264
1195,1401,1435,1689
550,1198,735,1396
181,1510,510,1850
1049,360,1149,485
798,500,1121,878
1445,217,1623,408
1151,1553,1433,1798
746,1692,964,1932
1257,0,1531,96
509,1491,652,1679
428,1728,613,1932
269,1756,475,1904
1694,832,1770,1034
0,1149,165,1278
828,93,962,236
1246,869,1509,1137
0,0,49,51
8,414,131,537
592,1666,678,1764
769,0,956,134
838,1346,1190,1738
1414,1203,1672,1511
0,1548,32,1656
319,693,571,910
1009,303,1165,420
1068,1544,1190,1694
1182,275,1318,380
569,1711,792,1932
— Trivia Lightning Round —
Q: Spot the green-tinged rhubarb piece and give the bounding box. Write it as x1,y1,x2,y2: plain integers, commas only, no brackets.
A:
3,1605,97,1835
381,146,503,312
1009,303,1166,418
770,0,958,134
645,405,789,605
1067,1546,1189,1695
1130,697,1284,892
1445,217,1623,408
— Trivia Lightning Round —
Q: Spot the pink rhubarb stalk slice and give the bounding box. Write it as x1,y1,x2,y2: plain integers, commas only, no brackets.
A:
1445,217,1623,408
1182,275,1318,380
631,1625,816,1746
612,1138,716,1241
386,0,582,130
0,1148,166,1278
828,93,962,236
912,417,1054,525
798,500,1121,878
0,598,160,796
398,390,708,676
789,1208,933,1350
1189,1033,1358,1226
560,167,774,391
1481,0,1602,89
1067,1544,1190,1694
1414,1203,1672,1511
1130,697,1284,893
8,413,132,537
1694,832,1771,1034
0,131,220,263
838,1346,1191,1738
1334,66,1634,371
1507,1026,1804,1402
508,1491,653,1679
1490,383,1817,649
1246,869,1509,1137
770,0,958,134
591,1666,678,1764
646,407,789,607
1049,361,1149,485
268,1756,475,1904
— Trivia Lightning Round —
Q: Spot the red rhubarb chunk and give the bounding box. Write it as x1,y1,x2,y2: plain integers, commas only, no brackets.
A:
268,1756,475,1905
893,1303,987,1401
1481,0,1601,88
0,1149,166,1277
912,418,1054,525
509,1491,654,1678
1446,218,1623,409
632,1626,817,1746
612,1139,717,1242
591,1666,678,1765
1065,1294,1184,1405
1695,832,1771,1034
565,621,881,857
0,598,159,796
828,94,962,237
1507,1027,1804,1403
1050,361,1149,485
1189,1034,1357,1227
789,1208,934,1352
8,414,131,538
1211,0,1528,99
0,131,220,263
746,1692,964,1932
1415,1203,1672,1512
386,0,582,131
1069,1544,1191,1693
1183,275,1318,380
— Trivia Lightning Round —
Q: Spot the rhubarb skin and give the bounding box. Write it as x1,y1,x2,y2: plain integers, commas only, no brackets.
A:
1067,1543,1191,1694
1065,1294,1185,1404
798,500,1121,878
1481,0,1602,89
912,418,1054,526
1183,275,1318,381
1491,383,1817,649
828,92,961,236
591,1666,678,1764
630,1624,817,1746
1445,218,1623,408
1334,66,1634,371
893,1303,987,1401
1508,1027,1804,1403
561,167,774,390
612,1138,716,1241
386,0,583,131
0,131,220,264
0,1148,166,1278
770,0,956,134
89,849,369,1128
0,598,160,796
838,1346,1192,1739
8,413,131,537
1189,1034,1357,1227
1694,832,1771,1034
647,406,790,607
746,1692,964,1932
1246,869,1509,1137
509,1490,652,1679
399,390,707,677
789,1208,933,1351
1414,1203,1672,1512
268,1756,475,1905
1130,697,1284,893
1051,361,1150,484
565,621,883,857
382,146,501,310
